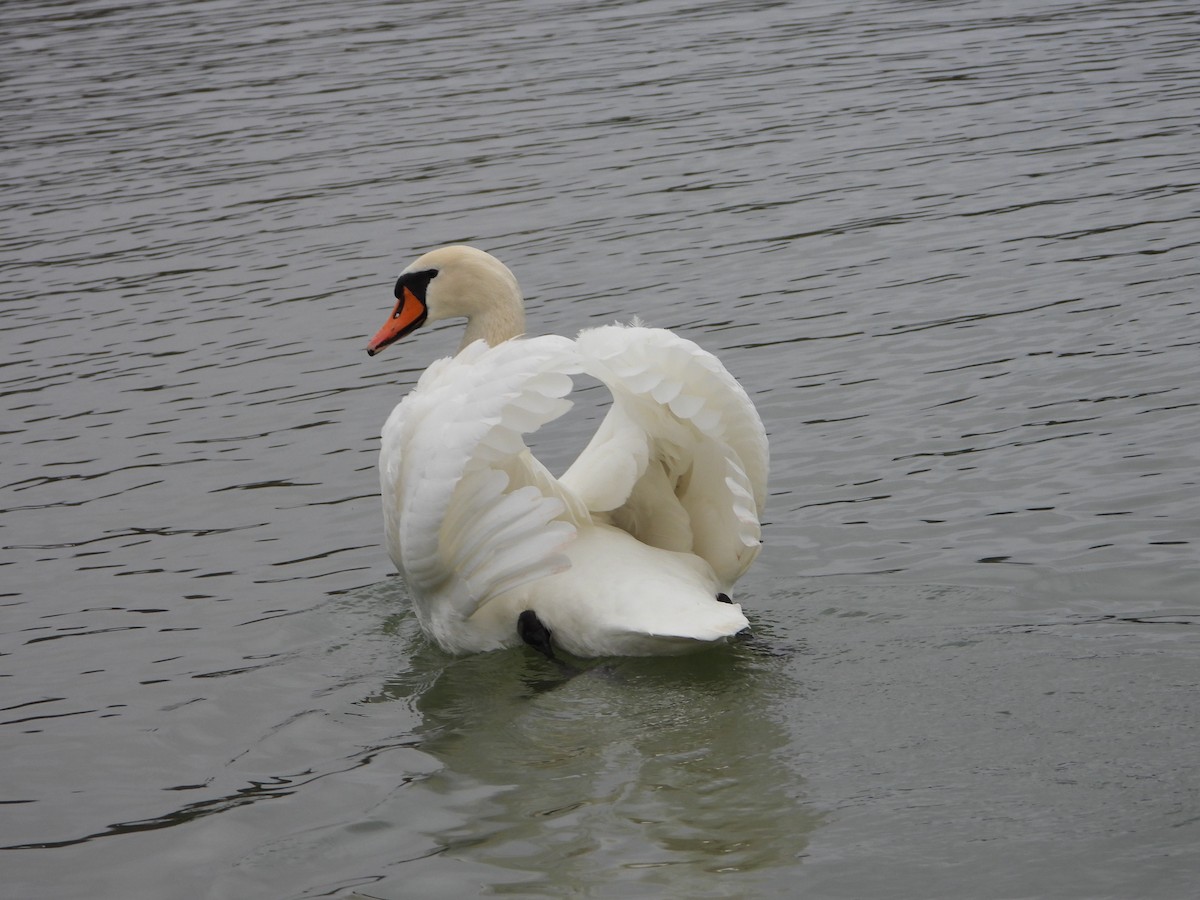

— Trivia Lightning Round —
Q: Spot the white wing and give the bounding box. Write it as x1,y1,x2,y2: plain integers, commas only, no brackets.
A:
379,336,586,636
562,324,768,589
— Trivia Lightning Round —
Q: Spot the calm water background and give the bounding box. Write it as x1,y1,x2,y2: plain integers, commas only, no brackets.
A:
3,0,1199,897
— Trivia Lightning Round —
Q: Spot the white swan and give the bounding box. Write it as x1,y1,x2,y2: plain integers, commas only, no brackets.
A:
366,246,768,658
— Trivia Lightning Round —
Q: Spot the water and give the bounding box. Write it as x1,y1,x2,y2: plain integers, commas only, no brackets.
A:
3,0,1198,896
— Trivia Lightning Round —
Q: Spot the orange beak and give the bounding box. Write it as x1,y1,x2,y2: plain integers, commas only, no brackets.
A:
366,286,428,356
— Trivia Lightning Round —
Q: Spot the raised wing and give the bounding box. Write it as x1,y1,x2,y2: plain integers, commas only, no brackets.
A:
379,335,586,635
562,324,768,589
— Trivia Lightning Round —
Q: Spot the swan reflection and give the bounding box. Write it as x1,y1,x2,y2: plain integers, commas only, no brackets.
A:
365,610,821,894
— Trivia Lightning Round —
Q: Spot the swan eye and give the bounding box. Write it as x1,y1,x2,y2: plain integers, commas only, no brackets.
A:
394,268,438,303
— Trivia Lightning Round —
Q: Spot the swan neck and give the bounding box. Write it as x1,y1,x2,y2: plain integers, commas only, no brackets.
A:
459,290,525,350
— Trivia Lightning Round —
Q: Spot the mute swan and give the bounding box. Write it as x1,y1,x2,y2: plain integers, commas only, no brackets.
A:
366,246,768,658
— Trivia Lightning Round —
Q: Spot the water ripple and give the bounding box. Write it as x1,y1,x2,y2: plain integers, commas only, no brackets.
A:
2,0,1198,895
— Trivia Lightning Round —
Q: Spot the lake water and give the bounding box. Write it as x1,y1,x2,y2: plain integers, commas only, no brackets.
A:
3,0,1198,897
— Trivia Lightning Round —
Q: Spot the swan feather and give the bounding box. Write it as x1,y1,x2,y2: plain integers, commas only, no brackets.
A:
381,335,584,642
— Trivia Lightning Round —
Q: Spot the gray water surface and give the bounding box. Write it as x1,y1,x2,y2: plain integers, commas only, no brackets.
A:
3,1,1199,897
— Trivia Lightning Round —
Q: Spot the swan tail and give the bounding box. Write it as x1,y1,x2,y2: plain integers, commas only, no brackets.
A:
557,599,750,657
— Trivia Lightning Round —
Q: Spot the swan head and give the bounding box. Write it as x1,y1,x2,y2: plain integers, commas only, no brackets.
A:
366,245,525,356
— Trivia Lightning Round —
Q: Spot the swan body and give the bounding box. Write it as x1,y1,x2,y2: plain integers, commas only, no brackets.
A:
368,246,768,657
